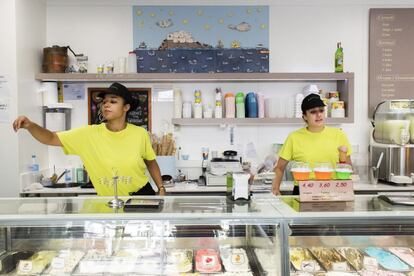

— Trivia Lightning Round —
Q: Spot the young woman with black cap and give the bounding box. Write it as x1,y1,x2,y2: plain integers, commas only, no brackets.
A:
13,82,165,196
271,93,352,195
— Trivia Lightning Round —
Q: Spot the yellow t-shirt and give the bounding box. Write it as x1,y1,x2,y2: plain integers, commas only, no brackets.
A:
57,123,156,196
279,126,352,169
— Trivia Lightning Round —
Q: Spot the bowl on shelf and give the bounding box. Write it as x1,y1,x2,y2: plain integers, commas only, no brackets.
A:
335,163,353,180
291,162,311,181
313,162,334,180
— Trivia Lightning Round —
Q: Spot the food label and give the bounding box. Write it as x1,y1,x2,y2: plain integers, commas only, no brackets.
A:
301,260,316,272
18,261,33,273
299,180,354,202
363,256,379,271
51,257,65,269
332,262,348,271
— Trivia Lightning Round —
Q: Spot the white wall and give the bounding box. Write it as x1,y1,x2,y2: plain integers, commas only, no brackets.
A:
0,0,19,197
0,0,46,197
44,0,414,175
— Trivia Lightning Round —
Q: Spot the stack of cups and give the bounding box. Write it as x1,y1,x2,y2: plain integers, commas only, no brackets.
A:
225,93,235,118
215,88,223,118
173,88,182,118
236,92,245,118
295,93,304,118
257,93,265,118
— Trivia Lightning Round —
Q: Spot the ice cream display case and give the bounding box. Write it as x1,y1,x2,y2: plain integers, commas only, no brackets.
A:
275,196,414,276
0,196,282,275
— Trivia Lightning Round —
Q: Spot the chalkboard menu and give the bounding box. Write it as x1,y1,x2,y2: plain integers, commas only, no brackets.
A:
88,87,151,131
369,8,414,116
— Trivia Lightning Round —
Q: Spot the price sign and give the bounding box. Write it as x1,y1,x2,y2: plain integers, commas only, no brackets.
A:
299,180,354,202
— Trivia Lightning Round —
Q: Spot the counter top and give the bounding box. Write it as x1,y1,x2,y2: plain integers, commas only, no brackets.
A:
20,181,414,196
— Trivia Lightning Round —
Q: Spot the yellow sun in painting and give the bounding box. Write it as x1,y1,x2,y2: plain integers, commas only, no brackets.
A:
260,23,267,29
204,24,211,30
246,8,252,14
149,12,156,17
257,7,263,13
168,10,174,16
136,9,143,16
218,18,224,24
197,9,204,16
182,19,189,25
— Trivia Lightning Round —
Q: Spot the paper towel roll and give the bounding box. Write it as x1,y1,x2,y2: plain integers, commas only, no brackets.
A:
46,112,65,131
41,82,58,106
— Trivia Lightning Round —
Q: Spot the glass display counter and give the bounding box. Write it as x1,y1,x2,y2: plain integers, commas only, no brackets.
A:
2,195,414,275
275,195,414,275
0,196,282,275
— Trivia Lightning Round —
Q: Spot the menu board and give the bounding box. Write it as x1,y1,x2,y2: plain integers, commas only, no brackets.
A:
369,9,414,116
88,87,151,131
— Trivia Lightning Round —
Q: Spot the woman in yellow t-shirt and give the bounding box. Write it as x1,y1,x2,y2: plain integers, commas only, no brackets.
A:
13,82,165,196
271,94,352,195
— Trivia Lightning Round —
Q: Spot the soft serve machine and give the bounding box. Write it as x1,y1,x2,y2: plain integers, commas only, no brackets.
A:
370,100,414,184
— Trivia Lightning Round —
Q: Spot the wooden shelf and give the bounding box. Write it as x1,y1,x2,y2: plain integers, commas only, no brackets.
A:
35,72,354,82
171,117,353,126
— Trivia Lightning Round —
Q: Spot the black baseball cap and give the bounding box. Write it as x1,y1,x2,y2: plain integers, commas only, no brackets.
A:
98,82,136,110
301,93,325,113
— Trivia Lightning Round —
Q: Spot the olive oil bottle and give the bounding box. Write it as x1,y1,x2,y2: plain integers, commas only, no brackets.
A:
335,42,344,73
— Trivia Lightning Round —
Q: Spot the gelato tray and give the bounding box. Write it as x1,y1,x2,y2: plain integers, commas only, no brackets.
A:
166,249,193,273
17,250,57,275
254,248,278,275
0,251,33,274
42,250,84,275
363,247,410,272
359,270,406,276
290,247,322,272
195,249,222,273
220,247,250,273
309,247,352,272
388,247,414,267
335,247,365,271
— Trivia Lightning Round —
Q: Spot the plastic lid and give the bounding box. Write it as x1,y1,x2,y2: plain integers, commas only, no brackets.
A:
224,93,234,98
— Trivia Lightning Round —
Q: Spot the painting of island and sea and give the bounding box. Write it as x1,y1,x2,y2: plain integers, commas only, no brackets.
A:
132,6,269,73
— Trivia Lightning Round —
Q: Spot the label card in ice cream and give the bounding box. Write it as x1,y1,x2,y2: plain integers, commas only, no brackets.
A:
51,257,65,269
332,261,348,271
299,180,354,202
18,260,33,273
301,260,317,272
363,256,379,271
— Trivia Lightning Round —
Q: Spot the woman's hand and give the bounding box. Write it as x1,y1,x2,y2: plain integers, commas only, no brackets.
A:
158,187,166,196
13,116,32,132
272,185,281,196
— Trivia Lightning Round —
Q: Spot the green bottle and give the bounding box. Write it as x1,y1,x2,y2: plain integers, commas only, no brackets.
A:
335,42,343,73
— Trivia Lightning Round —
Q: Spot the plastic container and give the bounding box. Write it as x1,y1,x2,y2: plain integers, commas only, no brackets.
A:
314,163,334,180
245,92,258,118
291,162,311,181
127,51,137,73
225,93,235,118
335,163,353,180
235,92,245,118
